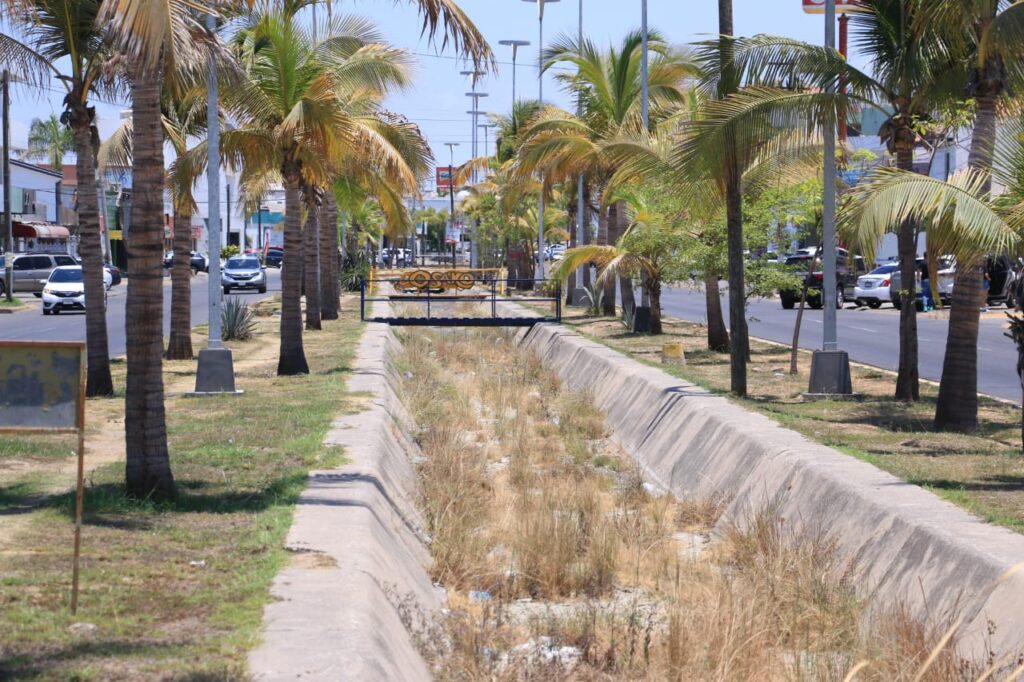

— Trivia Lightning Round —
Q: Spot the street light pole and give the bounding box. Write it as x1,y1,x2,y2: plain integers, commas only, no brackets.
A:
194,13,236,394
808,0,852,395
2,70,11,302
522,0,560,282
444,142,459,267
499,40,530,106
574,0,585,304
641,0,649,129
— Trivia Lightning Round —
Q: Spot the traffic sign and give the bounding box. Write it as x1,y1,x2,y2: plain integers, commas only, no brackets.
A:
802,0,864,12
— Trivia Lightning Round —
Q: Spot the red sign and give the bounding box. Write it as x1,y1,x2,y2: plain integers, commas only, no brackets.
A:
802,0,864,12
436,167,453,191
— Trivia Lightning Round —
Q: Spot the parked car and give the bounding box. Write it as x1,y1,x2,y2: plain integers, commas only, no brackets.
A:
854,263,899,308
221,255,267,294
264,248,284,268
0,252,78,296
42,265,110,315
74,256,121,286
778,248,867,310
890,256,956,310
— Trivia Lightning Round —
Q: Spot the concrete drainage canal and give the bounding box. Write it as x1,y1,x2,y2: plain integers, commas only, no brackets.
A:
386,325,1024,681
251,319,1024,681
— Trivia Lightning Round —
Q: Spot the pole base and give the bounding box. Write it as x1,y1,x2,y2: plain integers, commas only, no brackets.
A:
632,306,652,333
194,348,238,394
806,350,853,396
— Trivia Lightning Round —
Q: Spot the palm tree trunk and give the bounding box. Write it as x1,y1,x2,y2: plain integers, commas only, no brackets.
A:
279,168,310,375
303,197,321,331
566,195,577,304
320,193,340,320
720,0,747,397
69,114,113,397
600,204,616,316
649,276,662,335
935,80,1000,428
165,211,193,360
705,271,729,351
895,142,920,402
124,72,174,500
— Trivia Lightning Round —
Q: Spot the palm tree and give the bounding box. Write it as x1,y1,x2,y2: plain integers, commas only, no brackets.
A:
685,0,966,400
201,9,421,374
717,0,748,394
98,0,222,499
321,191,340,320
842,170,1021,416
515,29,696,318
23,114,73,168
0,0,116,397
921,0,1024,430
553,194,686,334
100,87,210,361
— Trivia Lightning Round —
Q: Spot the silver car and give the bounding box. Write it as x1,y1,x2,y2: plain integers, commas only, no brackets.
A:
221,256,267,294
0,252,78,296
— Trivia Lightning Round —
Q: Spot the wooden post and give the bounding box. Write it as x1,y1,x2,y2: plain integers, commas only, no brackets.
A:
71,344,86,613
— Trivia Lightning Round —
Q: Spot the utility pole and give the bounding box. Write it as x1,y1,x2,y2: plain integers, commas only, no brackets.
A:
3,70,11,301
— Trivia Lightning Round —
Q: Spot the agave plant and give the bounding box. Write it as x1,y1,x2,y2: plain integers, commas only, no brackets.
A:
222,297,257,342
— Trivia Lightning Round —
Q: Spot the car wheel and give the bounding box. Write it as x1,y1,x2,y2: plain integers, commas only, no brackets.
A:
836,287,845,309
52,307,60,315
1006,292,1016,309
33,292,42,298
867,300,882,309
223,286,231,295
891,293,902,309
43,308,51,315
258,286,267,294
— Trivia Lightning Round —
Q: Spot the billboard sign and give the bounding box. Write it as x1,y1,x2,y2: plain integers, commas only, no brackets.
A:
436,167,453,191
802,0,865,12
0,341,85,431
445,220,462,244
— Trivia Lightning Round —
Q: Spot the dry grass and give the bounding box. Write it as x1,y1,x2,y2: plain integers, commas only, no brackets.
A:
395,326,993,681
552,306,1024,534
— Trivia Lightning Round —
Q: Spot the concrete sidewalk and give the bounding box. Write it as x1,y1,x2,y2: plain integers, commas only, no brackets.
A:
248,323,438,681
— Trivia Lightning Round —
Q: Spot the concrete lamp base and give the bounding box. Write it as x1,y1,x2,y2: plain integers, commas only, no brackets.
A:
192,348,240,395
805,349,853,397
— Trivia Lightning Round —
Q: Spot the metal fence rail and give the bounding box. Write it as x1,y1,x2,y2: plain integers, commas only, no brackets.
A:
359,273,561,327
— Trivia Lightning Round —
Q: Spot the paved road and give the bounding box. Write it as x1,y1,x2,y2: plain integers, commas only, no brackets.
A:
0,269,282,357
661,285,1022,402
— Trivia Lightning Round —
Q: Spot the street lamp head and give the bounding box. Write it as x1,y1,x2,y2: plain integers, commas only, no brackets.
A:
499,39,531,47
466,110,488,116
465,92,490,98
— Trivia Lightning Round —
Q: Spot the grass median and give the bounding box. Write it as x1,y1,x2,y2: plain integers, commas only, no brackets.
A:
0,296,362,680
551,306,1024,534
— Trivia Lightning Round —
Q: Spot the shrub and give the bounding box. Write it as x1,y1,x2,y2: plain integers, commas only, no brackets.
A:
221,297,256,341
220,244,240,259
341,253,372,292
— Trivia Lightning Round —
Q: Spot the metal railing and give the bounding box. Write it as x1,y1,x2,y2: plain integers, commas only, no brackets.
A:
359,272,561,326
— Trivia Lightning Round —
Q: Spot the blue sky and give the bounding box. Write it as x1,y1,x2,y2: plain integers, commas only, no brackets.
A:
4,1,845,206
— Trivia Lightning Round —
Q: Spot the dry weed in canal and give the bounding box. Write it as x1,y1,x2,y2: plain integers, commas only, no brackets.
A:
397,327,1010,681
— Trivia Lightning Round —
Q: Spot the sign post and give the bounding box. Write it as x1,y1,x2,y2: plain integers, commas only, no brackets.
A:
0,341,88,612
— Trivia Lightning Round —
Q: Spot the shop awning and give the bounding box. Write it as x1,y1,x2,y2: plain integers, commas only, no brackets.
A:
13,222,71,240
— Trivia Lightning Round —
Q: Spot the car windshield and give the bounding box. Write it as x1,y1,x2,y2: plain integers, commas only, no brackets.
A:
227,258,259,269
869,264,898,275
49,268,83,283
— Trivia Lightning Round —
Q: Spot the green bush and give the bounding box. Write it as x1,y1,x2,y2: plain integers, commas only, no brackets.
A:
221,297,256,341
220,245,240,260
340,253,372,292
